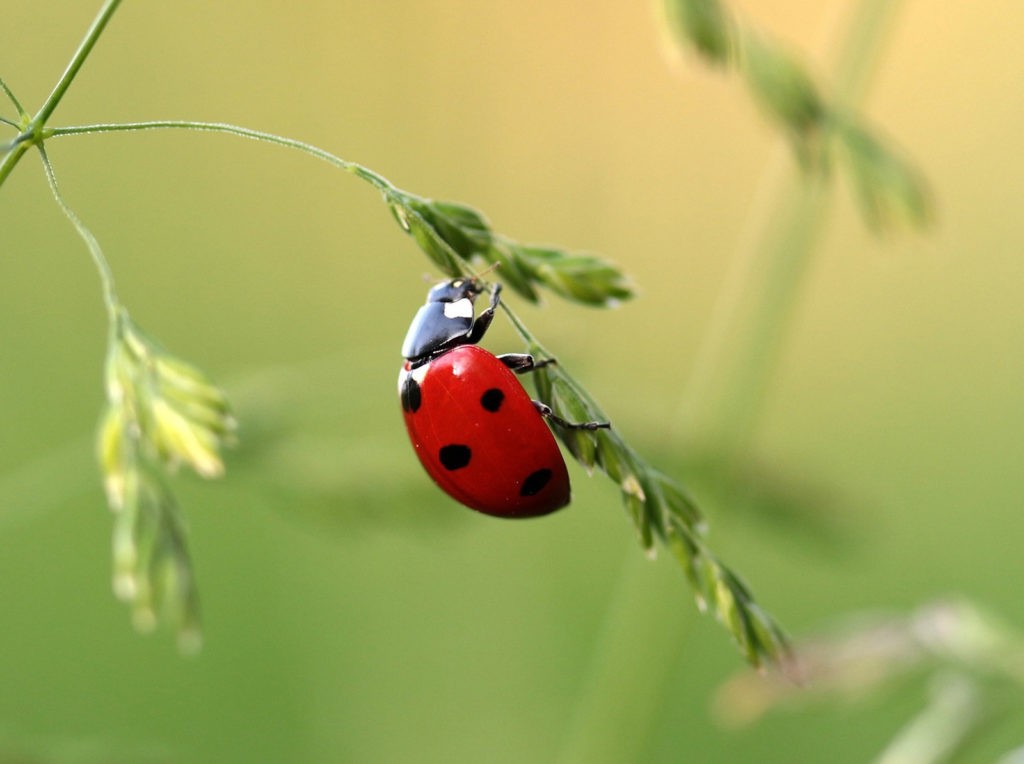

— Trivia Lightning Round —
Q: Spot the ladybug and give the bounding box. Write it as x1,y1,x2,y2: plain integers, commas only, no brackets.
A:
399,277,609,518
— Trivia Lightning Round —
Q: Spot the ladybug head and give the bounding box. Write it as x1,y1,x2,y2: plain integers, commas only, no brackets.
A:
426,277,484,305
403,277,490,362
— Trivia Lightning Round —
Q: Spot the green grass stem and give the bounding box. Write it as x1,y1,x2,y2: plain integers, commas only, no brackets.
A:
677,0,907,455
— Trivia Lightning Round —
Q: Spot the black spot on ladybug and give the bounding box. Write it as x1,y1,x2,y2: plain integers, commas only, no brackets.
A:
439,444,472,470
520,468,552,497
401,375,422,413
480,387,505,412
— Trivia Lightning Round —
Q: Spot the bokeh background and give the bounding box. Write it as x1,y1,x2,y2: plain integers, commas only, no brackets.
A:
2,1,1023,761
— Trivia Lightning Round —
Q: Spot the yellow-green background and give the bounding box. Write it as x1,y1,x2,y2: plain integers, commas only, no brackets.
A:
2,1,1022,761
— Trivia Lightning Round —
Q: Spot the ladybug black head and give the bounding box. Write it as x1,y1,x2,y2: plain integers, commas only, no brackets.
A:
426,278,484,305
403,277,494,363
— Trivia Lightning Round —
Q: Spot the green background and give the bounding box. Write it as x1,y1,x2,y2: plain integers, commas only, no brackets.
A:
2,1,1023,761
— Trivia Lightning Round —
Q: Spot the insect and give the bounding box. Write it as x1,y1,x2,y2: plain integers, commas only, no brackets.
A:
399,277,610,518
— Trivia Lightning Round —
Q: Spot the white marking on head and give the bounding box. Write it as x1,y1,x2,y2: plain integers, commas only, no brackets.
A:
444,298,474,319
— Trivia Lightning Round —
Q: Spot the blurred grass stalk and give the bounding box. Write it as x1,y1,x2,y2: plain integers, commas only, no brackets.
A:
559,1,906,760
714,599,1024,762
678,0,903,456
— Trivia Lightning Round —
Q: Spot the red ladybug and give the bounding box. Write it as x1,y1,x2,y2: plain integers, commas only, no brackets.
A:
399,278,609,518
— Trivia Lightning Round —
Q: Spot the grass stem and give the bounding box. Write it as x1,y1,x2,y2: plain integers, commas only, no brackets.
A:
677,0,906,455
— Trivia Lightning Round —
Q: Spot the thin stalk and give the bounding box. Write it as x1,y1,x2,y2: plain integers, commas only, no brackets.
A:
40,121,408,327
680,165,828,455
0,129,31,187
47,121,397,197
0,76,28,120
33,0,122,126
0,0,122,187
677,0,906,455
37,145,120,319
829,0,902,109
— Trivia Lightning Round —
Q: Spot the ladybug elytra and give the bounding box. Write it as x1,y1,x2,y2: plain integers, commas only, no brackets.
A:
399,278,609,518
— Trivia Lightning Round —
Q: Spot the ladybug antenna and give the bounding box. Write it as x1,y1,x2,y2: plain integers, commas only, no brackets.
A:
469,261,501,283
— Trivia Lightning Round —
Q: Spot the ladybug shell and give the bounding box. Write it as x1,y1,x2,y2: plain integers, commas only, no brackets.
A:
399,345,570,518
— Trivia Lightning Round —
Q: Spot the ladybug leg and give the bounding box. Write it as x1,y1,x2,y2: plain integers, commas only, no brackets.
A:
465,283,503,345
533,401,611,431
497,353,557,374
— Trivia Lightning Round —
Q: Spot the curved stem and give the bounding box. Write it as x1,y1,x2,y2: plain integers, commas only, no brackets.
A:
37,145,120,319
39,121,413,322
0,134,30,187
0,76,29,121
47,121,397,197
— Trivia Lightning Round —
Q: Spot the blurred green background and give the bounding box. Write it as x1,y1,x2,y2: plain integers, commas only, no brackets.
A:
2,1,1023,761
